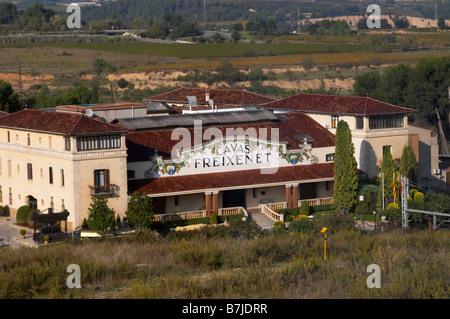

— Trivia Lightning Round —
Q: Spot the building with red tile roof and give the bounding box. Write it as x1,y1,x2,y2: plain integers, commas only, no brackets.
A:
123,109,336,216
0,109,129,231
256,93,438,186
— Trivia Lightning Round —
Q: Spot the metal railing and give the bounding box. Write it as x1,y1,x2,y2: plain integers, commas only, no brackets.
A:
89,184,119,197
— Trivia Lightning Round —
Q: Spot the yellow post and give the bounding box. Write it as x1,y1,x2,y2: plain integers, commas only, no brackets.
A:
321,227,328,261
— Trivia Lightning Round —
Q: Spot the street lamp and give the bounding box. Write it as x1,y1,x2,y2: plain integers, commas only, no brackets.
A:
373,210,377,231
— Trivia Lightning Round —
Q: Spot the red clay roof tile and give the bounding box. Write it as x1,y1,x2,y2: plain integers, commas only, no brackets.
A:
258,93,416,115
128,163,334,195
0,109,128,135
144,87,275,106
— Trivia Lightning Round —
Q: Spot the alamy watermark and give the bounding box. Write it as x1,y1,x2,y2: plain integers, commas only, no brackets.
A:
367,4,381,29
366,264,381,288
66,4,81,29
66,264,81,288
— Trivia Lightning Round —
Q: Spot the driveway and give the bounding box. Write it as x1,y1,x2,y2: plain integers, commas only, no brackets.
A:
0,217,36,248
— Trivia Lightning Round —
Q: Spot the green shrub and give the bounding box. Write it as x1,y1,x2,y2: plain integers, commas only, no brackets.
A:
382,204,402,226
20,229,26,236
387,202,399,210
272,220,287,234
43,235,50,242
288,219,312,233
16,205,32,224
285,215,295,222
410,189,417,198
274,220,286,230
311,213,355,234
414,192,424,201
300,201,310,215
210,212,218,225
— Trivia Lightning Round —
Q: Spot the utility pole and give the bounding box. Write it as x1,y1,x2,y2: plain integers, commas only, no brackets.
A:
203,0,206,25
18,66,23,108
382,172,385,210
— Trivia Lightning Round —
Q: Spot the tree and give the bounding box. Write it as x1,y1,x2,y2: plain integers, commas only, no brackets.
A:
130,16,144,32
231,29,241,43
117,78,129,89
352,71,381,97
87,196,116,232
0,80,20,113
148,19,169,39
399,145,418,183
333,120,358,213
437,18,447,30
126,191,154,229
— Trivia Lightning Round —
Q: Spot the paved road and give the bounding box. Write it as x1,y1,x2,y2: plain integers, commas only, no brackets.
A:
0,218,34,249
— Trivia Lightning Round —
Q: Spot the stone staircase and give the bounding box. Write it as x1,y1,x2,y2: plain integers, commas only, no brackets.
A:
247,208,275,230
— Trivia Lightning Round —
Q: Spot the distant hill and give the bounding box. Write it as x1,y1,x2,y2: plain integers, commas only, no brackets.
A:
10,0,450,26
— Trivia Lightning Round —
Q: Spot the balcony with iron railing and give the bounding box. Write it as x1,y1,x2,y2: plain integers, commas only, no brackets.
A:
89,184,119,197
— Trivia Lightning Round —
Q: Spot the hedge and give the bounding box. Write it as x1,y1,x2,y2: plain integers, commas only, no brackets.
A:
151,213,244,231
276,203,336,216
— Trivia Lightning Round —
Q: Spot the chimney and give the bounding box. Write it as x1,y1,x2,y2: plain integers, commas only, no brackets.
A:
205,89,210,103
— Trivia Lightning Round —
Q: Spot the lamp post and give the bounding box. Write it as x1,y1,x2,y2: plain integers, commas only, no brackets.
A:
359,195,364,231
373,210,377,231
321,227,328,261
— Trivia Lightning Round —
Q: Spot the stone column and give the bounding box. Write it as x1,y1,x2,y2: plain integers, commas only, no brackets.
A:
212,191,218,214
285,185,292,208
292,184,298,208
205,192,211,216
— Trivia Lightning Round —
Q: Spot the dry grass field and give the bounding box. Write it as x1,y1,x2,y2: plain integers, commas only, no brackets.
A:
0,216,448,299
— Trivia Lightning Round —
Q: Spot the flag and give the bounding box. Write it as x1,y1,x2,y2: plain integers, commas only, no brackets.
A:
393,174,397,202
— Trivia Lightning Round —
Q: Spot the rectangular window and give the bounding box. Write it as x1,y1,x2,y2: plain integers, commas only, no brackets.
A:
369,115,404,129
331,116,339,128
253,188,257,198
61,169,65,186
27,163,33,180
65,137,71,151
49,167,53,184
50,196,54,210
326,181,330,191
356,117,364,130
27,133,30,146
48,136,52,149
174,195,179,206
7,131,10,143
326,153,335,162
94,169,110,188
61,199,65,211
7,160,11,176
77,135,121,151
9,187,12,205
